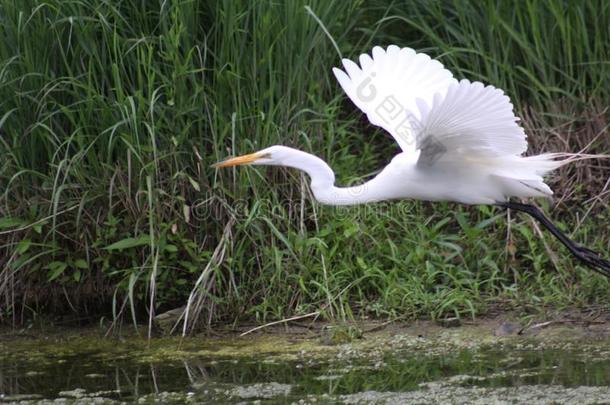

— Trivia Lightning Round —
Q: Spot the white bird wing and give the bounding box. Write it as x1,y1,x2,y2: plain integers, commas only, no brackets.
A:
332,45,457,154
415,79,527,166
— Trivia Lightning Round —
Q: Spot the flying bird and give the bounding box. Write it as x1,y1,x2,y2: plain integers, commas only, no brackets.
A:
214,45,610,278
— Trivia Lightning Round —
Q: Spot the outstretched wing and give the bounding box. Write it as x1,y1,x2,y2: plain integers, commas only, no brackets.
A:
415,79,527,166
332,45,456,153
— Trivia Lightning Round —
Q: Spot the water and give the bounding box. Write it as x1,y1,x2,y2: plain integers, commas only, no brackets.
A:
2,327,610,404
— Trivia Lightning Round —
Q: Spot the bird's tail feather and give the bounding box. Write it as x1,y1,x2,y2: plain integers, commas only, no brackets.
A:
490,152,608,180
489,152,610,198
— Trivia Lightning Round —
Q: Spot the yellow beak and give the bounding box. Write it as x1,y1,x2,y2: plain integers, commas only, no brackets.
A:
211,152,265,168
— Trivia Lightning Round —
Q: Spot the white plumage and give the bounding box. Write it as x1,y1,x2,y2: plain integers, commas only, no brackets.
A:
215,44,564,205
214,44,610,279
332,45,456,152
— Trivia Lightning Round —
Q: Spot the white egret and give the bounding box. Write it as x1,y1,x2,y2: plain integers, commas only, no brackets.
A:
214,45,610,278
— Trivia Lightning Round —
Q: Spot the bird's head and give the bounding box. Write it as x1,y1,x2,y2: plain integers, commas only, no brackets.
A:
212,145,336,192
212,145,296,168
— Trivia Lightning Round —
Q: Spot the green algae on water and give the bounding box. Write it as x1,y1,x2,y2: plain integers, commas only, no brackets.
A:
2,324,610,404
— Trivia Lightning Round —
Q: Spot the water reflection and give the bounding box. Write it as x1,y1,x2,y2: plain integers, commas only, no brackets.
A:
2,344,610,402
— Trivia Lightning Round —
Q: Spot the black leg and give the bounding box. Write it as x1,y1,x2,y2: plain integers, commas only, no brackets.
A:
498,202,610,279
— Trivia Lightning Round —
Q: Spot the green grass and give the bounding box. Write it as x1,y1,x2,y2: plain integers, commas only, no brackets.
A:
0,0,608,332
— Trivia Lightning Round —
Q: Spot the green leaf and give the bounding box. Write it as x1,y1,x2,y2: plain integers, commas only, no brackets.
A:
262,218,295,258
0,217,27,229
179,260,198,273
47,261,67,282
436,241,463,254
74,259,88,269
73,270,82,282
104,235,151,250
476,214,503,229
343,222,360,238
164,244,178,253
187,175,201,192
17,239,32,254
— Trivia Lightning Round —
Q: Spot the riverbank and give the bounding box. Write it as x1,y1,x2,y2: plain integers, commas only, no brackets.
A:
2,0,609,330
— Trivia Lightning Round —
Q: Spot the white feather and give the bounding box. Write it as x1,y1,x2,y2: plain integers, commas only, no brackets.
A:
416,79,528,163
333,45,457,153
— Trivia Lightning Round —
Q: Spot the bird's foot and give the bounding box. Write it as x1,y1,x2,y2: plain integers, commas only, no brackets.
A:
575,245,610,278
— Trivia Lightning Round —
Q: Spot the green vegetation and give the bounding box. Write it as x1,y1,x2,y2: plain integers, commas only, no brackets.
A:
0,0,608,332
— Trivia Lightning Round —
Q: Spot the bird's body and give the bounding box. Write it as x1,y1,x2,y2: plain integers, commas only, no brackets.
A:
216,45,562,205
214,45,610,278
271,146,557,206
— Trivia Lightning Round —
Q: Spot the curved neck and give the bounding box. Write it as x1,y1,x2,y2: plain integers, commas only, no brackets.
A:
277,148,388,206
315,183,386,206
